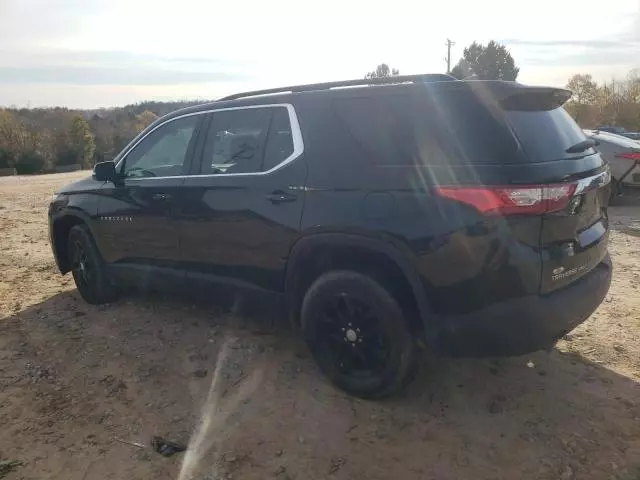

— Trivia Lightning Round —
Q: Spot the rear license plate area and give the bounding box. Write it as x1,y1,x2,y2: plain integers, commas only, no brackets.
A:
542,219,609,293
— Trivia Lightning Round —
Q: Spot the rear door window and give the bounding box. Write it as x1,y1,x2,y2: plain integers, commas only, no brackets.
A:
202,108,271,175
199,106,295,175
263,107,295,171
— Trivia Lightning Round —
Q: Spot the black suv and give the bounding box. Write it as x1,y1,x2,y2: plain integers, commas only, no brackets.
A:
49,74,612,398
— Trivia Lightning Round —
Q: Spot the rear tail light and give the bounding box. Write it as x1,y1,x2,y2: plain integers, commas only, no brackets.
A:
435,184,577,215
615,152,640,160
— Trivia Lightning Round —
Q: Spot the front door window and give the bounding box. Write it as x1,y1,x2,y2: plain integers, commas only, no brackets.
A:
122,115,199,178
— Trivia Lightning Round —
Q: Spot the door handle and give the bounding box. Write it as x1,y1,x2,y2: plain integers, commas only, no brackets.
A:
151,193,171,201
266,190,296,204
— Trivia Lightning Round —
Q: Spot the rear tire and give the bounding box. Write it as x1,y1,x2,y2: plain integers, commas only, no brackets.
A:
67,225,117,304
301,270,417,399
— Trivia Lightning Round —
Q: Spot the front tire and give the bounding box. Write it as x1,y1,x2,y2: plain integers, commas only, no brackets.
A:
301,271,417,399
67,224,117,304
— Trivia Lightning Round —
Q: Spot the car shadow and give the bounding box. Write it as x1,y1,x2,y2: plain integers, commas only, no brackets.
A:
1,288,639,480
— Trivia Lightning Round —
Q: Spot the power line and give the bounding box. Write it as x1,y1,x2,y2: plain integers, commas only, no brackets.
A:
445,39,455,73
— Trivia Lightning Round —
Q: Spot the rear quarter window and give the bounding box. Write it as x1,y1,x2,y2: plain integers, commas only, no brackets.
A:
331,94,418,165
332,90,520,166
426,90,519,165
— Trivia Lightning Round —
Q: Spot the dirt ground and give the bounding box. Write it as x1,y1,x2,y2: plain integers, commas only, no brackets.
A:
0,171,639,480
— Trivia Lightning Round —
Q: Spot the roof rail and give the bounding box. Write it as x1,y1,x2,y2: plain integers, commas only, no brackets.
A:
220,73,457,101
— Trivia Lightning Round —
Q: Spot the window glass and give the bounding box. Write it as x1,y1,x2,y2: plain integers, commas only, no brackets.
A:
122,115,199,178
424,90,519,165
202,108,271,175
263,107,294,171
506,107,591,162
333,91,520,166
332,95,418,165
201,107,295,175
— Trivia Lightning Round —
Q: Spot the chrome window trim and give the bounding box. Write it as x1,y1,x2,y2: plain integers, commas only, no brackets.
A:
116,103,304,180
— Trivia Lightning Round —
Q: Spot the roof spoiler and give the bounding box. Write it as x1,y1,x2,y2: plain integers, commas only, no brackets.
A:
498,86,572,111
460,81,572,111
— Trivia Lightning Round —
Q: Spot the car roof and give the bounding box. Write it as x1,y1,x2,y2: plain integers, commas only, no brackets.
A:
161,78,566,122
161,74,460,121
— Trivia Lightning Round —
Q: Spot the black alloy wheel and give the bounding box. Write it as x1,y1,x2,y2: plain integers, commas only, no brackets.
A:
67,224,117,305
70,237,93,290
318,293,391,379
301,270,417,398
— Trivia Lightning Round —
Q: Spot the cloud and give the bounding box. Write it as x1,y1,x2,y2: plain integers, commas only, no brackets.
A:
502,37,639,69
0,66,244,85
0,48,249,85
522,48,638,68
2,0,638,107
0,0,97,46
1,49,245,68
498,5,639,70
503,39,639,49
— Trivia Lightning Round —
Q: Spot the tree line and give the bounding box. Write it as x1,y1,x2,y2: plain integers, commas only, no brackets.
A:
564,71,640,131
0,101,200,174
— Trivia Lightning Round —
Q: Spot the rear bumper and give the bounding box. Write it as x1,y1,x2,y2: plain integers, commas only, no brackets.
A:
437,254,612,357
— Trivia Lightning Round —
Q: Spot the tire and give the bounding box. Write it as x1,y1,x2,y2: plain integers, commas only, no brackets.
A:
301,270,418,399
67,224,117,304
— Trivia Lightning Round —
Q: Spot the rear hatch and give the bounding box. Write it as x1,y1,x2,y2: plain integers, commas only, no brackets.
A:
500,88,610,293
429,82,611,294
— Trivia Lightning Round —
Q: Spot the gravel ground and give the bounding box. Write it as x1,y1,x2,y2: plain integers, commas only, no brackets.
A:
0,171,639,480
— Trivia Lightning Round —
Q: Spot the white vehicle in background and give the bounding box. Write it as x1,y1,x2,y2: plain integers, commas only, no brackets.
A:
596,125,640,141
584,129,640,199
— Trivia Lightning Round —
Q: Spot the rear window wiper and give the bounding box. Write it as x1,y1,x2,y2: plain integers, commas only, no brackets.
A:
566,138,599,154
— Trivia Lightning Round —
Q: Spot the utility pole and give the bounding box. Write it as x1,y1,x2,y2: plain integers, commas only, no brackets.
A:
445,39,455,73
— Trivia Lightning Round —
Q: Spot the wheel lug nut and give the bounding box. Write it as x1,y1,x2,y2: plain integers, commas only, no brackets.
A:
341,328,345,332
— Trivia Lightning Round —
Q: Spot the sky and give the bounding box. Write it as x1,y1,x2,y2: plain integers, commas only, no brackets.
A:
0,0,639,108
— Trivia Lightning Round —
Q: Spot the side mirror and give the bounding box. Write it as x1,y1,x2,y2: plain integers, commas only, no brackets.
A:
93,161,117,183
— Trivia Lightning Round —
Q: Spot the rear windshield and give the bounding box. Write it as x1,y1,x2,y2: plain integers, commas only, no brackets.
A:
506,107,591,162
332,90,521,166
